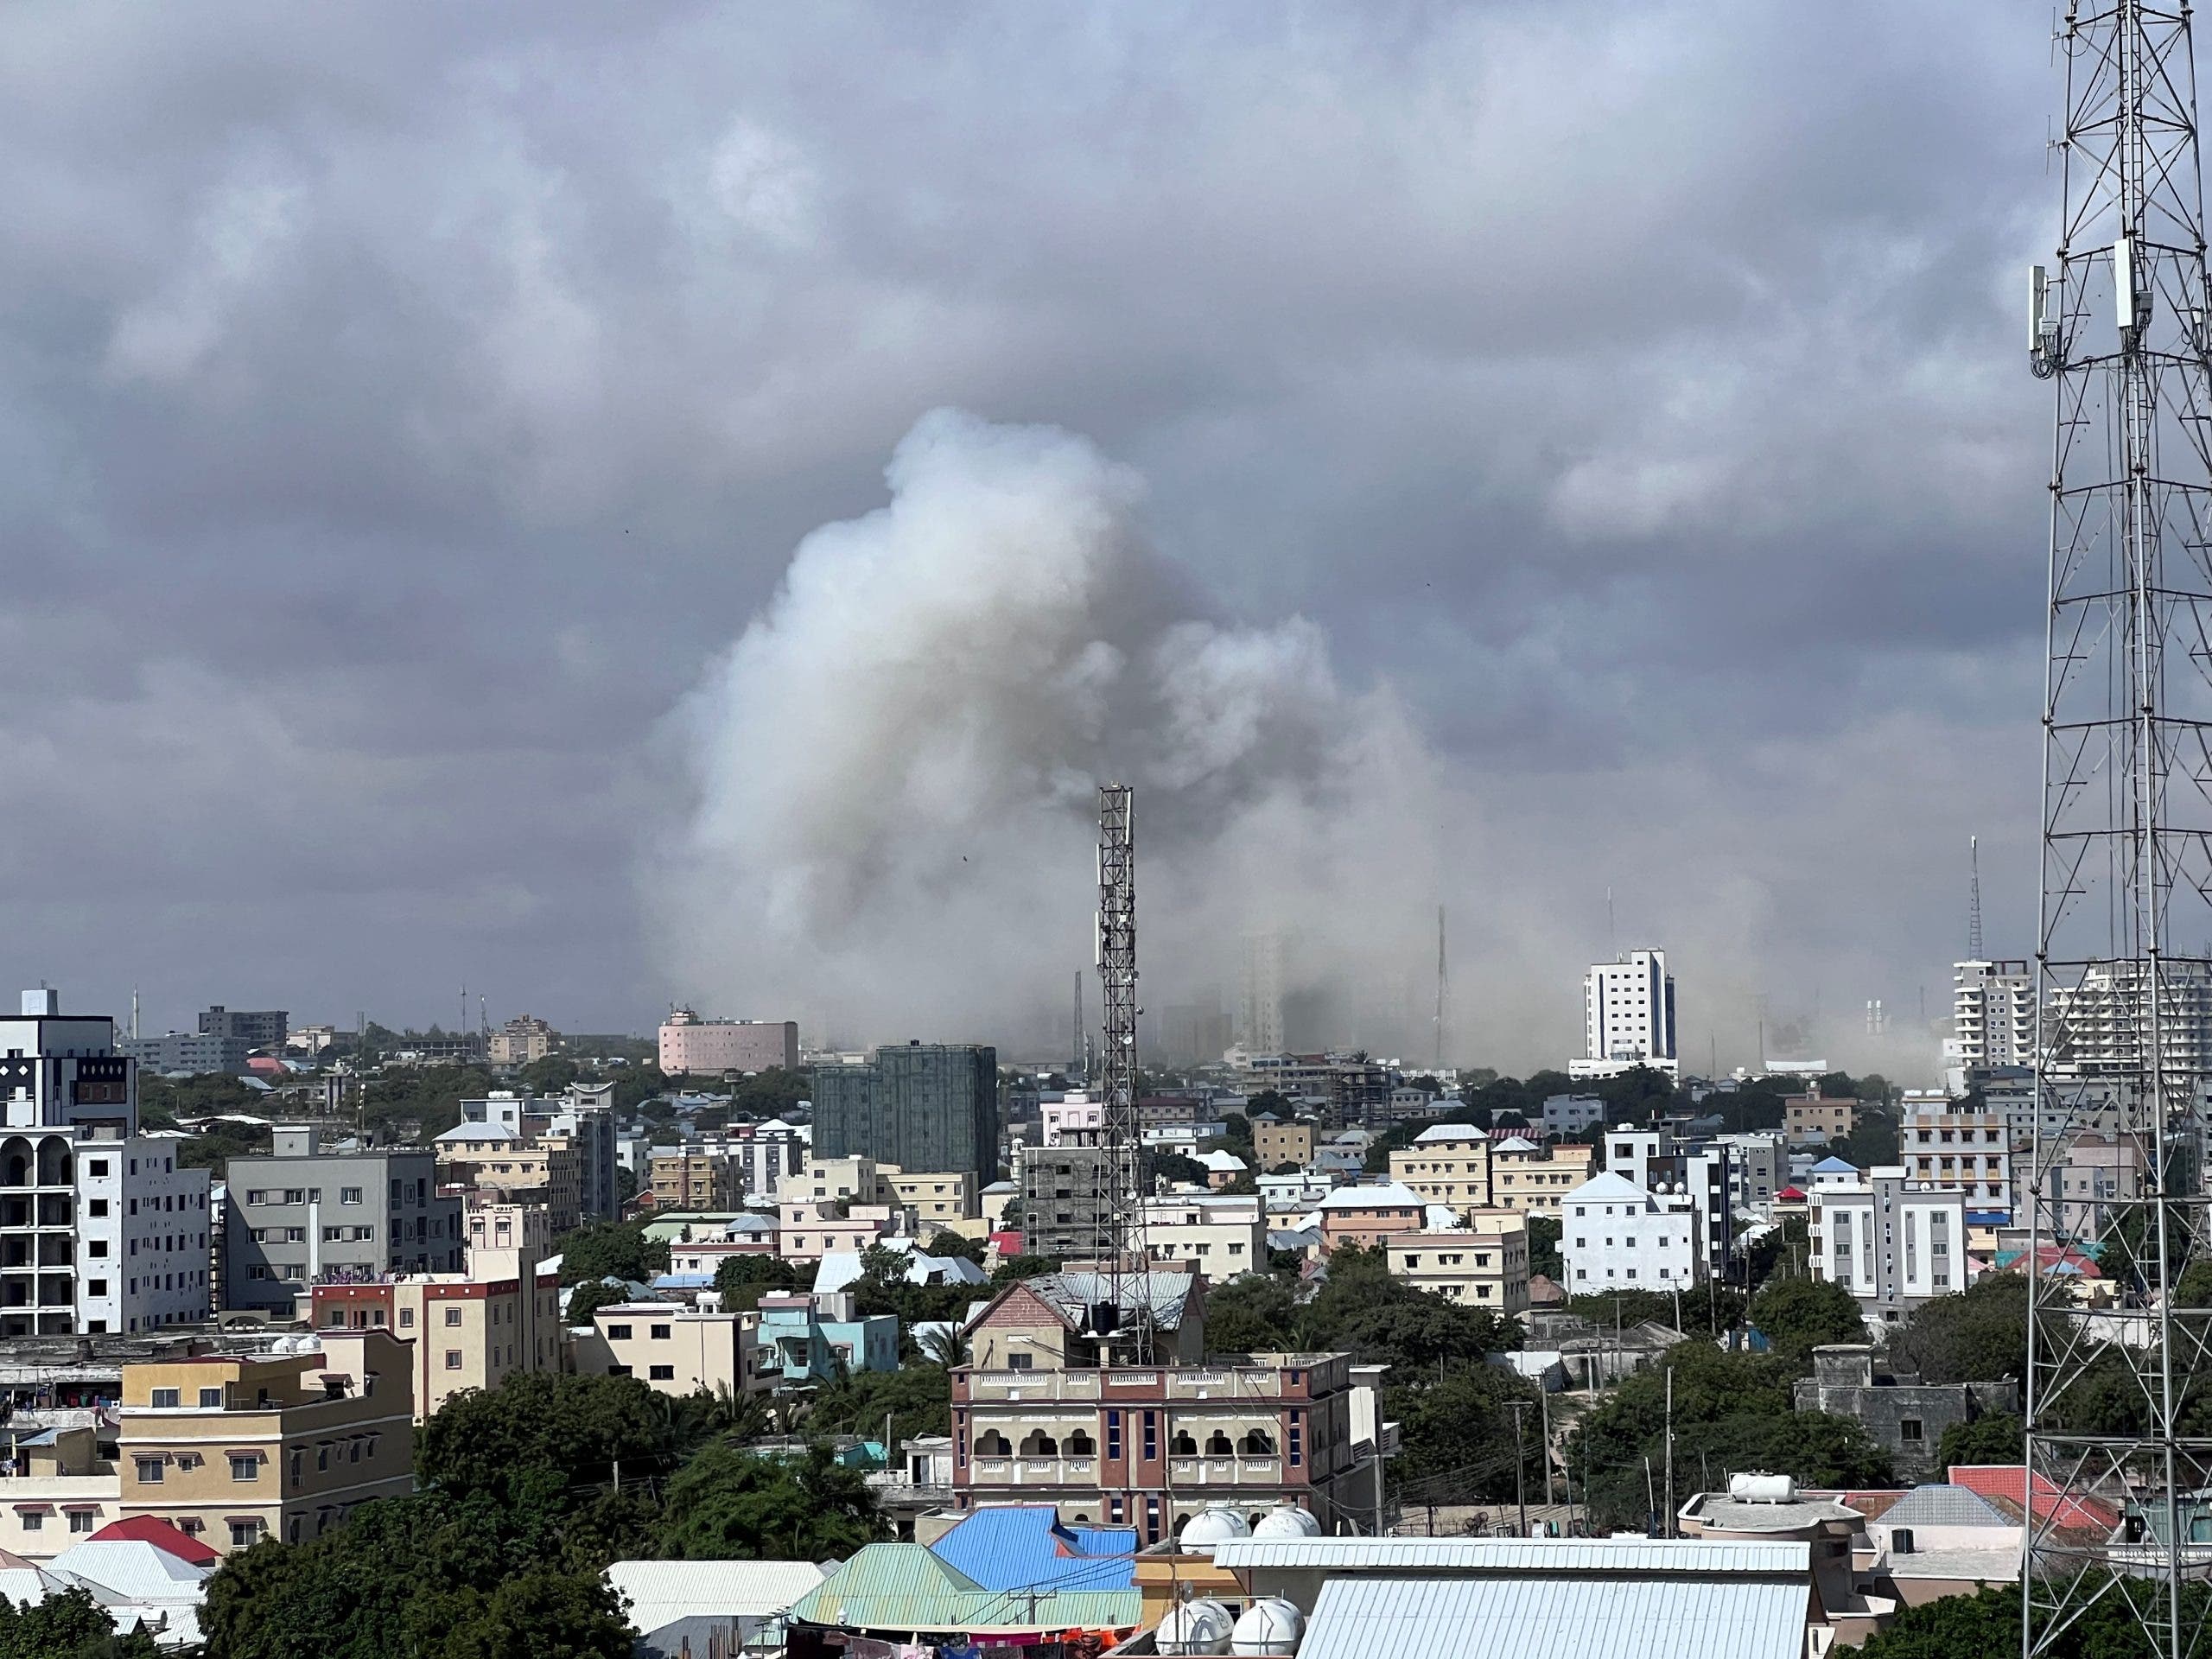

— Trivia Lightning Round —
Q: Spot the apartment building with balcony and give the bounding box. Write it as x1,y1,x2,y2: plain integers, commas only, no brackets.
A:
646,1147,737,1211
432,1122,582,1236
115,1330,415,1552
1383,1211,1529,1314
0,989,213,1338
950,1270,1374,1542
1809,1169,1970,1325
1899,1106,2013,1218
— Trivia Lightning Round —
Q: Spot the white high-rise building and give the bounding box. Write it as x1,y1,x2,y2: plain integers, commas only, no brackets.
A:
2044,959,2212,1079
0,988,213,1337
1236,932,1287,1054
1576,949,1676,1077
1948,959,2036,1071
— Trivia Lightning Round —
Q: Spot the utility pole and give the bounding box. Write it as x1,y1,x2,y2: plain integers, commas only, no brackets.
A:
2026,9,2212,1657
1538,1384,1554,1509
1508,1400,1530,1536
1434,905,1447,1072
1663,1366,1675,1538
1968,834,1985,958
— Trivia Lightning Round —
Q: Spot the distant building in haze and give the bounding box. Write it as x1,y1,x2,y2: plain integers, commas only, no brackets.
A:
814,1043,999,1184
197,1006,289,1050
657,1010,798,1077
1573,949,1676,1079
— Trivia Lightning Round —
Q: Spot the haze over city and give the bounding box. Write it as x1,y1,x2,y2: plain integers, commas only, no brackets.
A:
4,4,2050,1067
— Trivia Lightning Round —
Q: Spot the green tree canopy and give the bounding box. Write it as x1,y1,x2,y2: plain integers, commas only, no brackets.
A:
555,1221,670,1287
1936,1411,2024,1475
0,1584,157,1659
418,1372,690,1511
1750,1275,1866,1363
712,1253,805,1311
656,1441,887,1560
1888,1273,2029,1384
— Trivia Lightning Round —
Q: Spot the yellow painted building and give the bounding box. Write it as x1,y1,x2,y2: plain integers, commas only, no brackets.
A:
115,1329,415,1552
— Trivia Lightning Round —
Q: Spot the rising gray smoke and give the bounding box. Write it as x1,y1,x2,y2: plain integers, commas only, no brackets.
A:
646,409,1458,1056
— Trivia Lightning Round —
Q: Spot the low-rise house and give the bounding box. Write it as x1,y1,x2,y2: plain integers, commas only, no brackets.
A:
606,1559,829,1659
754,1291,898,1381
785,1544,1139,1652
0,1425,118,1560
578,1302,769,1396
1793,1346,2018,1481
1197,1150,1249,1189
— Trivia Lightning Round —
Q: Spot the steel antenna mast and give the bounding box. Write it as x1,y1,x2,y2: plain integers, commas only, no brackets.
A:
1088,784,1152,1361
2028,5,2212,1655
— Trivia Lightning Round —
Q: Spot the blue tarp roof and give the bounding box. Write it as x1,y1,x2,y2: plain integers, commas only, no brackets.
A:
928,1505,1137,1592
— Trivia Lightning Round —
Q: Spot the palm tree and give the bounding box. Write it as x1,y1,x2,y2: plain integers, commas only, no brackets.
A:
916,1324,970,1368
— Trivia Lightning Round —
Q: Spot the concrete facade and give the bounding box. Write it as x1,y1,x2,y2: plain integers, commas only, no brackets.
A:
657,1012,799,1077
1792,1345,2018,1480
223,1128,461,1312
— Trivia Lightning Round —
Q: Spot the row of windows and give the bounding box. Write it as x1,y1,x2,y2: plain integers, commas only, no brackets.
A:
243,1179,429,1206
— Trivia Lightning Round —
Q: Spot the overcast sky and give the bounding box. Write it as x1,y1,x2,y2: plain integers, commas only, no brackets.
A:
0,3,2057,1070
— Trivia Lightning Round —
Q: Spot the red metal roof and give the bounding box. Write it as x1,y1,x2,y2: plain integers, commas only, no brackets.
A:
86,1516,221,1567
1951,1465,2120,1533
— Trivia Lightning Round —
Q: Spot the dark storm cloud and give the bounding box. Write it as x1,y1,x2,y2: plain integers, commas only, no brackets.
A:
0,1,2052,1065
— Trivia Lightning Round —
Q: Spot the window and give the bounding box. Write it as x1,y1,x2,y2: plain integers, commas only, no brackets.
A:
68,1510,95,1534
340,1186,363,1204
399,1308,415,1329
1106,1410,1122,1460
283,1190,305,1205
87,1279,106,1297
443,1307,462,1327
322,1227,341,1243
976,1429,1011,1456
1142,1411,1158,1460
88,1160,108,1177
87,1199,108,1217
230,1454,259,1482
150,1388,180,1408
651,1323,671,1340
229,1520,264,1548
135,1458,164,1484
1007,1351,1033,1370
1899,1418,1924,1443
649,1363,675,1381
607,1324,632,1340
17,1512,39,1532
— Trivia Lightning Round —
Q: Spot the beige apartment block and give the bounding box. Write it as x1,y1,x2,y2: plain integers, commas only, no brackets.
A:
1385,1211,1529,1314
575,1303,771,1396
435,1136,582,1236
1490,1141,1594,1215
1141,1192,1265,1276
649,1150,736,1211
311,1264,563,1422
115,1330,415,1553
1786,1092,1859,1149
884,1170,978,1225
0,1426,119,1560
777,1199,907,1262
1388,1125,1493,1217
1252,1121,1316,1172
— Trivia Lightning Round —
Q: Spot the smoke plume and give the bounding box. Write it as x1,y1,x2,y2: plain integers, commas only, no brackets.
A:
648,409,1458,1056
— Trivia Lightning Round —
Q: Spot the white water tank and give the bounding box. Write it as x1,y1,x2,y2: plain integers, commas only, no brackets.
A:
1251,1505,1323,1540
1730,1472,1796,1503
1179,1505,1254,1554
1230,1599,1305,1656
1157,1599,1234,1656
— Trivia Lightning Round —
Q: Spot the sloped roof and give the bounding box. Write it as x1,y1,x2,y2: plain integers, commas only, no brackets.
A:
1879,1484,2013,1529
1809,1157,1860,1174
1297,1568,1809,1659
49,1540,212,1605
1414,1123,1488,1144
607,1560,827,1634
1562,1171,1650,1205
84,1517,219,1568
788,1543,1140,1636
928,1504,1136,1592
1198,1150,1248,1173
434,1119,520,1143
0,1548,60,1609
1950,1465,2120,1533
968,1270,1198,1335
1319,1182,1422,1211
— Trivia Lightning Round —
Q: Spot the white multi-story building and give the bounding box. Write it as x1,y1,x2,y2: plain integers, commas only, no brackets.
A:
1576,950,1677,1078
1039,1093,1106,1147
1560,1172,1700,1293
1948,960,2036,1071
0,989,213,1337
1809,1169,1970,1325
1141,1191,1265,1276
2044,959,2212,1079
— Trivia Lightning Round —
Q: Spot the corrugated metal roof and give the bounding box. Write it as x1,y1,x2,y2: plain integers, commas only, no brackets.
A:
928,1506,1136,1592
1880,1484,2013,1529
1298,1573,1809,1659
607,1560,828,1631
1211,1537,1809,1574
790,1546,1140,1635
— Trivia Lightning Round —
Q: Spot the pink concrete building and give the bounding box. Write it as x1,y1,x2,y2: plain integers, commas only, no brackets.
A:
658,1011,799,1076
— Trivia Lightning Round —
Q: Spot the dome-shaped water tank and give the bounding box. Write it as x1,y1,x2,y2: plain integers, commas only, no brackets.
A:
1230,1599,1305,1657
1157,1599,1234,1656
1251,1505,1323,1541
1179,1505,1253,1553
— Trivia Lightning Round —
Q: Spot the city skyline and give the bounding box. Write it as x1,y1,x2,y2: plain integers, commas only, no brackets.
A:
2,4,2049,1071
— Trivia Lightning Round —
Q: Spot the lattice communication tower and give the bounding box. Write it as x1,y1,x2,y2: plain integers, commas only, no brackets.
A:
1084,783,1152,1360
2027,5,2212,1653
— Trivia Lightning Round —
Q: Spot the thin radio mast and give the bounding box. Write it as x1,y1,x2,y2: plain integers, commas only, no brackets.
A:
1434,906,1448,1071
1969,835,1985,958
2026,7,2212,1656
